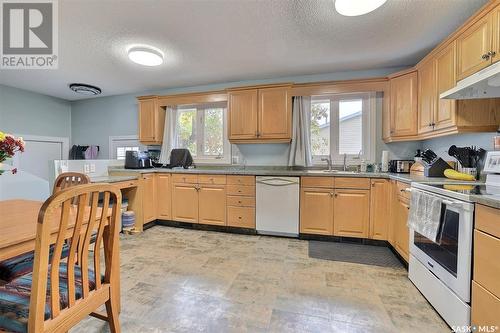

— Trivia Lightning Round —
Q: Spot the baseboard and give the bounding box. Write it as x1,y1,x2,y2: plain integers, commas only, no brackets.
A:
155,219,257,235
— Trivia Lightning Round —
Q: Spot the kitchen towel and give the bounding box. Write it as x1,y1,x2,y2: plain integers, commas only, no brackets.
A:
407,189,443,243
84,145,99,159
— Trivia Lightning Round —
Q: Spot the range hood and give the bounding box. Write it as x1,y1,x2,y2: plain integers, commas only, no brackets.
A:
440,61,500,99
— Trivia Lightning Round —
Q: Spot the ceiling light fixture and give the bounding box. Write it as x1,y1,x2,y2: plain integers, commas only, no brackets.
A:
335,0,387,16
69,83,102,96
128,46,164,66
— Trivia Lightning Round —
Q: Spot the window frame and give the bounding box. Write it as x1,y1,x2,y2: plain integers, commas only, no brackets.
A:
175,102,231,165
108,135,146,160
311,92,376,166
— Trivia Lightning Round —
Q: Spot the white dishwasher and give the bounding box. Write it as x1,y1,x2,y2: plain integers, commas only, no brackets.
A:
256,176,300,237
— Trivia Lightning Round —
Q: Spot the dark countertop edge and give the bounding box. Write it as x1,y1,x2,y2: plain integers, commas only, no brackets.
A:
90,175,139,183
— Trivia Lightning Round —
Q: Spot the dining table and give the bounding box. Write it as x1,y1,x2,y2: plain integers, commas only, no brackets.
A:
0,199,121,311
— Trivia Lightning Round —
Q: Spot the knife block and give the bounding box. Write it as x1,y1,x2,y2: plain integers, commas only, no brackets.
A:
424,158,452,177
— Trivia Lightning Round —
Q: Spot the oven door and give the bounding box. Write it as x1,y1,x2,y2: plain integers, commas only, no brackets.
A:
409,192,474,302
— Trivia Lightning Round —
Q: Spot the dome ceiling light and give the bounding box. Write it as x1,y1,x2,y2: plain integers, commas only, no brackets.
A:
335,0,387,16
69,83,102,96
128,46,164,66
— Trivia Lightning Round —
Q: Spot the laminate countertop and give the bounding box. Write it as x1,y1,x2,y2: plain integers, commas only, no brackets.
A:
105,167,500,209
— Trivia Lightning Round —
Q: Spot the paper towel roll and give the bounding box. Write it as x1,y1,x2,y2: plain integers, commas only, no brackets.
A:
381,150,389,172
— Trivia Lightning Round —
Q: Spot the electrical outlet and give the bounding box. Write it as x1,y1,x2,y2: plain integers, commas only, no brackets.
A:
90,163,96,173
84,164,90,173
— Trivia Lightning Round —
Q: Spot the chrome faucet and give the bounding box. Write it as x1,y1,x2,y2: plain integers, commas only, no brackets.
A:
321,156,333,172
343,154,347,171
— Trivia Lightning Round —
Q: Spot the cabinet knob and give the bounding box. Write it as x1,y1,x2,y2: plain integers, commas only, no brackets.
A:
238,200,242,204
329,192,334,197
488,51,496,57
482,53,490,60
238,216,242,219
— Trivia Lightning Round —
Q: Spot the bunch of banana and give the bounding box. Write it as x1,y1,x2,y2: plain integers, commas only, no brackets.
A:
443,169,475,181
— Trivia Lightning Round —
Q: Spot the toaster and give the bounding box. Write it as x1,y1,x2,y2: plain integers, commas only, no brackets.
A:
389,160,414,173
125,151,153,169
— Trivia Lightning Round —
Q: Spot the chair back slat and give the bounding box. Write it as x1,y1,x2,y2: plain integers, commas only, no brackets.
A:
79,192,99,298
93,192,110,289
49,200,71,318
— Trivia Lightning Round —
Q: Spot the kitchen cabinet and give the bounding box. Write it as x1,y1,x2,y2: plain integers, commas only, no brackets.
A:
226,175,255,229
227,89,258,140
418,60,436,135
369,179,390,240
457,14,493,80
435,42,457,130
141,173,157,223
228,85,291,143
137,96,165,145
394,194,410,262
472,204,500,328
300,187,334,235
333,189,370,238
493,4,500,64
389,71,418,138
156,173,171,220
172,183,199,223
198,185,226,226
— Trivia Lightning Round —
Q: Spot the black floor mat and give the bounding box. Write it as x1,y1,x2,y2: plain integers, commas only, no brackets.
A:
308,241,403,268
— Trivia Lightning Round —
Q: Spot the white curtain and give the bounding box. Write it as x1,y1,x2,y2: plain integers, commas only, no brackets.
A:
288,96,313,167
159,106,178,164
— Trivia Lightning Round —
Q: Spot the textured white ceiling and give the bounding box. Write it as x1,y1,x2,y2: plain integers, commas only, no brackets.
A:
0,0,488,100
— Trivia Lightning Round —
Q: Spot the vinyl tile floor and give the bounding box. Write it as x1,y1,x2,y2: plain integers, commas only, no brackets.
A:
71,226,449,333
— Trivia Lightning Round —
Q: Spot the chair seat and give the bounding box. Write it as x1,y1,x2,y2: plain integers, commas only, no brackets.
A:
0,263,101,333
0,235,97,282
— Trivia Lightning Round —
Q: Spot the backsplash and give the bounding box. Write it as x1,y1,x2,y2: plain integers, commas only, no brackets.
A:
421,132,497,160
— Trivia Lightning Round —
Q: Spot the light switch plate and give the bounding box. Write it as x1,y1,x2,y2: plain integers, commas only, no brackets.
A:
90,163,96,173
84,164,90,173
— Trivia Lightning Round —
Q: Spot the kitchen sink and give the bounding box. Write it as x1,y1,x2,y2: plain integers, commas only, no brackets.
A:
306,170,359,174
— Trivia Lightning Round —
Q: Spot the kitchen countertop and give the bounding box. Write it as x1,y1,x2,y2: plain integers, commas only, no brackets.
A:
105,166,500,209
90,175,138,183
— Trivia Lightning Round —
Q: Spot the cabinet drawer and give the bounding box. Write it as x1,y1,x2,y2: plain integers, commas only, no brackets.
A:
227,175,255,185
227,206,255,228
227,184,255,196
474,230,500,297
472,281,500,328
335,177,370,189
396,181,411,200
172,174,198,184
227,195,255,207
198,174,226,185
301,177,334,188
475,204,500,238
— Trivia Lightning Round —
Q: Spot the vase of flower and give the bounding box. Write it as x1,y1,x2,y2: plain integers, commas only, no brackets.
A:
0,131,25,175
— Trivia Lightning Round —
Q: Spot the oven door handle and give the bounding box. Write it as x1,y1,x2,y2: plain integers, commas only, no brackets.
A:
442,199,465,207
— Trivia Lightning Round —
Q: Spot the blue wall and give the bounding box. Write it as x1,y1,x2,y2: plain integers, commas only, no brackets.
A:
0,84,71,138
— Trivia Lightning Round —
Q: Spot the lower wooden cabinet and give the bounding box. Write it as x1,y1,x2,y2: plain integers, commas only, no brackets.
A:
300,187,334,235
156,173,171,220
227,206,255,228
369,179,390,240
333,189,370,238
393,194,410,262
141,173,157,223
226,175,256,229
198,185,226,226
172,183,199,223
472,281,500,328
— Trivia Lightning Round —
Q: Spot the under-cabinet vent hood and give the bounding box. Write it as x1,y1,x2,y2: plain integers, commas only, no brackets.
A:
440,61,500,99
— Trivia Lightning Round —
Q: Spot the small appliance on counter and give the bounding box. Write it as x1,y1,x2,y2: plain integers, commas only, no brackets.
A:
388,160,414,173
124,151,153,169
160,148,194,169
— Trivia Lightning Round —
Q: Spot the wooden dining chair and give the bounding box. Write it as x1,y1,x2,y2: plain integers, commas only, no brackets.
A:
53,172,91,194
0,184,122,333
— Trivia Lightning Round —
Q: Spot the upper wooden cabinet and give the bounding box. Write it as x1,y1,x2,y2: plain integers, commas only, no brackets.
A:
493,4,500,64
418,61,436,135
137,96,165,145
389,71,418,138
435,42,457,130
457,14,493,80
228,85,292,143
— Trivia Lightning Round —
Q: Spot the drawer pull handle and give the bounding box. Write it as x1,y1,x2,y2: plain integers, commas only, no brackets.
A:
238,216,242,219
238,201,242,204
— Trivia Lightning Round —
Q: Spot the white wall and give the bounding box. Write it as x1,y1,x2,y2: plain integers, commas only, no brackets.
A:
421,132,497,159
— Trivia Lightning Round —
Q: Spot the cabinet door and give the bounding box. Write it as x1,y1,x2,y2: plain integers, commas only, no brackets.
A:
388,180,398,246
142,173,157,223
492,4,500,64
156,174,171,220
228,90,258,140
333,189,370,238
198,185,226,226
418,61,436,135
395,196,410,262
300,188,334,235
369,179,390,240
457,15,492,80
390,72,418,137
435,42,457,130
258,87,292,140
472,281,500,328
172,184,199,223
138,99,156,142
382,91,391,140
